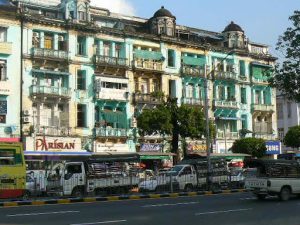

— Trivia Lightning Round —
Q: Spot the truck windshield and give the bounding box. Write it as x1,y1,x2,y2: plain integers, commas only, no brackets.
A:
167,165,184,176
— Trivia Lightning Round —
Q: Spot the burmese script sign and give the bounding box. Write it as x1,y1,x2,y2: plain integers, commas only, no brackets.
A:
187,143,207,153
26,136,82,152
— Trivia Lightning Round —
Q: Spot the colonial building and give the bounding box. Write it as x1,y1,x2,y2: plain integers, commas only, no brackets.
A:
0,0,277,162
0,1,21,142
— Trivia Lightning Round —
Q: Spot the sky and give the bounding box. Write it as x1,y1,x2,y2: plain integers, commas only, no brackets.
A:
91,0,300,59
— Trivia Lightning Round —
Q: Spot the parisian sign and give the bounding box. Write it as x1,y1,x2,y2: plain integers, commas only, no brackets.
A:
26,136,82,152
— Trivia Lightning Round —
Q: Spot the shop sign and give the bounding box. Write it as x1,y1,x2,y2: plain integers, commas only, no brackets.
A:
265,141,281,155
26,136,82,152
140,143,163,152
187,143,207,153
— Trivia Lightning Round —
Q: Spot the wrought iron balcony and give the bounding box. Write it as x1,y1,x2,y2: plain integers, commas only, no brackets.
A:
36,126,71,136
0,42,12,55
182,97,205,106
30,85,71,98
214,100,239,109
252,77,269,84
252,104,275,112
95,127,128,137
181,65,205,77
217,131,239,139
94,55,128,68
213,71,238,80
32,48,68,61
133,59,163,72
133,93,164,104
253,122,273,134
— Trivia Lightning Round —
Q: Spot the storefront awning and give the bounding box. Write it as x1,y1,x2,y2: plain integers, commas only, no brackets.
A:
138,152,175,160
251,62,273,68
134,50,164,61
214,108,238,119
90,152,140,162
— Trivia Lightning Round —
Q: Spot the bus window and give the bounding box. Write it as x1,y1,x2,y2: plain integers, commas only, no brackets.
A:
0,150,15,165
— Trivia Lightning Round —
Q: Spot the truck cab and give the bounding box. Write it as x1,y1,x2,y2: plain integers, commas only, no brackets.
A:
47,162,86,197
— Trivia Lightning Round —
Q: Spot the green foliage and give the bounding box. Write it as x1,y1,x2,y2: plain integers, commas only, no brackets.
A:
231,138,266,158
137,105,172,136
269,10,300,101
284,126,300,148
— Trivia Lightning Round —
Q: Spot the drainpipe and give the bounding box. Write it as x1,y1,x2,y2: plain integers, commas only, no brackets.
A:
20,16,24,142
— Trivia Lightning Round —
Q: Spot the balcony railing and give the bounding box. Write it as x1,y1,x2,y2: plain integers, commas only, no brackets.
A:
36,126,71,136
252,77,269,84
94,55,128,67
30,85,71,98
182,97,204,106
252,104,275,112
182,65,205,77
0,42,12,55
214,100,238,108
253,122,273,134
133,93,164,104
32,48,68,60
133,59,163,71
95,127,127,137
213,71,238,80
217,131,239,139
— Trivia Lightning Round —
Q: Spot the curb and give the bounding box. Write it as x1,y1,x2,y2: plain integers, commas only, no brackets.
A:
0,189,247,208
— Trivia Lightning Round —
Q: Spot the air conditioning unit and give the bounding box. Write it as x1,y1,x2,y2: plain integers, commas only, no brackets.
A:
22,117,32,124
32,32,39,38
58,35,64,41
23,109,32,116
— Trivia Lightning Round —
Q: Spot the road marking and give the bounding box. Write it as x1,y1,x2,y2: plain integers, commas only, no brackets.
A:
239,197,257,200
70,220,127,225
195,208,252,216
142,201,199,207
7,210,80,217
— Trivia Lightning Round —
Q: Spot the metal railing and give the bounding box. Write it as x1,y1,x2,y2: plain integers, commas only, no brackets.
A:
182,65,205,77
253,122,273,134
32,48,68,60
213,71,238,80
133,93,164,104
30,85,71,98
95,127,128,137
252,104,274,112
133,59,163,71
35,126,71,136
94,55,128,67
214,100,238,108
182,97,204,106
217,131,239,139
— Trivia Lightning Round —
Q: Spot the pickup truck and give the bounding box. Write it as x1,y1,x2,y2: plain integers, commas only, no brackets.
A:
139,158,228,192
46,161,139,197
245,159,300,201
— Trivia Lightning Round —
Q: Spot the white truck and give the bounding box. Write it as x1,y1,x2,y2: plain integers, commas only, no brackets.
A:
139,158,228,192
245,159,300,201
46,161,140,197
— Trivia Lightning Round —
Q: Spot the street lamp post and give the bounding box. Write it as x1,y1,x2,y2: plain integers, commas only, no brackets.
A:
204,50,234,190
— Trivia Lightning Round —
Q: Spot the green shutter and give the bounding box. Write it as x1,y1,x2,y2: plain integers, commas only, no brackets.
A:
134,49,163,61
182,56,206,66
239,61,245,76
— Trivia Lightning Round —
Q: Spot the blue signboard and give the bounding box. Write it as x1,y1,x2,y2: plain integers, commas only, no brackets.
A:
265,141,281,155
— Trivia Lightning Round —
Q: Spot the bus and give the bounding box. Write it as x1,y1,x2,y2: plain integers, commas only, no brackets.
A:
0,142,26,198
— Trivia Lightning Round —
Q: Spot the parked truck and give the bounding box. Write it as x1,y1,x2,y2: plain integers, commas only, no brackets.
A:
46,161,140,197
245,159,300,201
138,158,228,192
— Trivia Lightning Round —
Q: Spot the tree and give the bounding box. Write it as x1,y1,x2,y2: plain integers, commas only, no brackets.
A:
137,98,206,161
284,126,300,149
231,138,266,158
269,11,300,101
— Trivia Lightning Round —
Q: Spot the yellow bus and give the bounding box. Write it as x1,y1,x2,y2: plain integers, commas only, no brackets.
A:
0,142,26,199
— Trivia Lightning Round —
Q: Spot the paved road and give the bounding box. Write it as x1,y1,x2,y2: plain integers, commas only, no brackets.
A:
1,192,300,225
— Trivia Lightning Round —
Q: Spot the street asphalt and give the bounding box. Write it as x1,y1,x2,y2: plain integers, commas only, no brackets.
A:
1,192,300,225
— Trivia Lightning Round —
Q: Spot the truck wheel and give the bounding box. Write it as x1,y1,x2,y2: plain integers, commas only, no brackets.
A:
184,184,193,192
279,187,291,201
72,188,83,198
255,194,266,200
